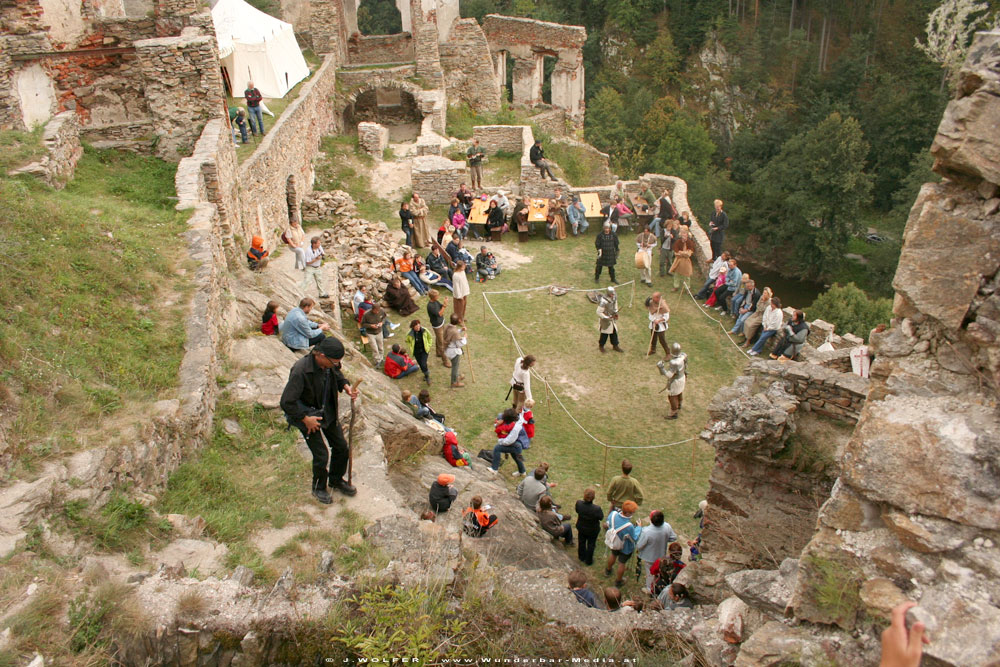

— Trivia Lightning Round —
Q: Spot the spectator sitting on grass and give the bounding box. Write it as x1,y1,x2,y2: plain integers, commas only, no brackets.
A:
384,344,420,379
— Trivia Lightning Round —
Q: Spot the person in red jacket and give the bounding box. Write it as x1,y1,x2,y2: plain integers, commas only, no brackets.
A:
442,431,471,467
384,344,420,379
261,300,280,335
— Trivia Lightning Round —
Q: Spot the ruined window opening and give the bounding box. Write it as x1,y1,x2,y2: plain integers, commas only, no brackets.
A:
357,0,403,35
541,54,557,105
344,86,420,141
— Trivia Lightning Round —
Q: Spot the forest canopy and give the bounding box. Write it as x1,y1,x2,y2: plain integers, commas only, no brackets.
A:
460,0,997,287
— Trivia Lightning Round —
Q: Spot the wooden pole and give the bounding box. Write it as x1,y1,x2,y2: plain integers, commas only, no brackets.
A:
601,445,609,488
466,337,477,383
482,293,487,323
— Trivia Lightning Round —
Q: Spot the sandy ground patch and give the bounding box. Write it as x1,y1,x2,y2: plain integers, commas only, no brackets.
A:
482,242,533,271
371,158,412,202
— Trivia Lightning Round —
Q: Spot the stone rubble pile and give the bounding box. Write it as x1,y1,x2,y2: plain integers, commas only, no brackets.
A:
301,189,358,221
318,218,407,308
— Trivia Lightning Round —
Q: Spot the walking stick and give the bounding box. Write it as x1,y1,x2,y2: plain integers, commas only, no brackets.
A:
645,328,656,357
465,338,477,383
347,379,364,485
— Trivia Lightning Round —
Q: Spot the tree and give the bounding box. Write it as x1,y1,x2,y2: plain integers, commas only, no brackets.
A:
750,112,873,279
584,87,629,154
915,0,995,90
357,0,403,35
809,283,893,340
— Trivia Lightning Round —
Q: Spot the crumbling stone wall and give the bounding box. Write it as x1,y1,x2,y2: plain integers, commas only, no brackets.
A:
438,17,501,114
134,27,223,161
699,367,847,574
750,356,868,422
411,154,465,204
236,56,339,252
346,32,414,64
7,110,83,187
472,124,524,154
357,121,388,158
786,32,1000,665
481,14,585,122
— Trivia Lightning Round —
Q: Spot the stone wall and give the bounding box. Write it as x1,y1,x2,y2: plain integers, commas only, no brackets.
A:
412,154,466,204
7,110,83,188
134,26,224,161
357,121,388,159
346,33,414,65
481,14,585,122
472,124,526,154
698,366,848,575
438,18,501,114
530,108,572,136
749,359,868,423
786,32,1000,664
235,56,340,252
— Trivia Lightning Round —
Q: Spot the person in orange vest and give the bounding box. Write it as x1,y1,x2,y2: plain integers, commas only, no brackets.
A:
462,496,498,537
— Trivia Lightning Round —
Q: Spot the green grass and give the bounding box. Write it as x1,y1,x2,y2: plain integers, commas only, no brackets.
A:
0,126,44,173
381,233,745,596
315,135,397,222
544,142,610,187
157,398,307,581
0,145,190,474
446,103,552,142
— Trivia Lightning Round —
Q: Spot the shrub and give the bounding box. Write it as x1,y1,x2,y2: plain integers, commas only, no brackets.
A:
809,283,893,341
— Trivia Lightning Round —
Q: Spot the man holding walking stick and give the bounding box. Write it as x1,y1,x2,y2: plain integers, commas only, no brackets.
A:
280,337,359,504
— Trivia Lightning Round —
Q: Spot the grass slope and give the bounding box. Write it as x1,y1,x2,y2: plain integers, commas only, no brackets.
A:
388,234,745,545
0,145,190,475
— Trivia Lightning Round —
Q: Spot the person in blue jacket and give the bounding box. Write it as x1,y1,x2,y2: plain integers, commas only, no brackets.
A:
603,500,642,588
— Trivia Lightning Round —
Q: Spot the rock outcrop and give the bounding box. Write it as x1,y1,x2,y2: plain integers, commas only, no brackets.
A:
682,29,1000,667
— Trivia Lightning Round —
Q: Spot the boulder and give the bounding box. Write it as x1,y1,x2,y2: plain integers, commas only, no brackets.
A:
931,30,1000,186
153,539,228,576
725,559,797,617
842,395,1000,530
718,596,750,643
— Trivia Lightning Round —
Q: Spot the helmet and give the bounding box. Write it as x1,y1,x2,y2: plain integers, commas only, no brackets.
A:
606,286,616,295
670,342,683,356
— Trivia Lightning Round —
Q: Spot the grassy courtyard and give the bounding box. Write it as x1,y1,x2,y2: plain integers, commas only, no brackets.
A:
387,232,747,548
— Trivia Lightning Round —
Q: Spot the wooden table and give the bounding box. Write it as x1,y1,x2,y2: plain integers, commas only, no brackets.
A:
580,192,602,218
468,199,489,225
527,199,549,223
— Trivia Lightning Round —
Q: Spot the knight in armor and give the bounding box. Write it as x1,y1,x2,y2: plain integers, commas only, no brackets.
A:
597,286,625,353
657,343,687,420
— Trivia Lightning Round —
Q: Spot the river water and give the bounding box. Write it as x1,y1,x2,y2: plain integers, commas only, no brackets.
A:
738,261,825,310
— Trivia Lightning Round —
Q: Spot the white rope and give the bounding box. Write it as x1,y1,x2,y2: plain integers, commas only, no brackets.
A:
480,280,636,296
683,283,752,359
481,285,704,451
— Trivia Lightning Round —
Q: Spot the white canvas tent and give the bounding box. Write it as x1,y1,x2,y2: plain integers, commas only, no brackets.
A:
211,0,309,99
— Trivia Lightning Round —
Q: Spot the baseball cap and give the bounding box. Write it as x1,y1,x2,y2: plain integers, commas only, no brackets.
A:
315,337,345,360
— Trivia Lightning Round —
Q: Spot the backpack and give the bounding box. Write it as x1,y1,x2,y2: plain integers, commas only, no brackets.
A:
477,448,494,464
604,511,631,550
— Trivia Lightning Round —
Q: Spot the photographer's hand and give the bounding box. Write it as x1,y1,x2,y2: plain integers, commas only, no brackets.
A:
303,415,323,434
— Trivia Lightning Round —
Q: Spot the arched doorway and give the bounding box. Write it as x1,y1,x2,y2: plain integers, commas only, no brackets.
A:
343,85,422,142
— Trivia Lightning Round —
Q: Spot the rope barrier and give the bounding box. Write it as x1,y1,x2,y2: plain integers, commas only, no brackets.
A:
480,282,714,452
682,283,752,359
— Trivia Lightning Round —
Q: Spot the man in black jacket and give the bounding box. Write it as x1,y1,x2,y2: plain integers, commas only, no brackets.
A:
529,140,556,181
280,337,359,503
399,201,415,247
575,488,605,565
708,198,729,259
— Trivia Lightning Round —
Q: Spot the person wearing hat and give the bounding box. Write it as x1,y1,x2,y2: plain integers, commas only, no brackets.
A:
429,473,458,513
279,337,359,503
594,221,620,285
597,285,624,353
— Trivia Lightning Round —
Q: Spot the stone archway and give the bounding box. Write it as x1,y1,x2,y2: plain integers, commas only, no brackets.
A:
339,77,430,141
